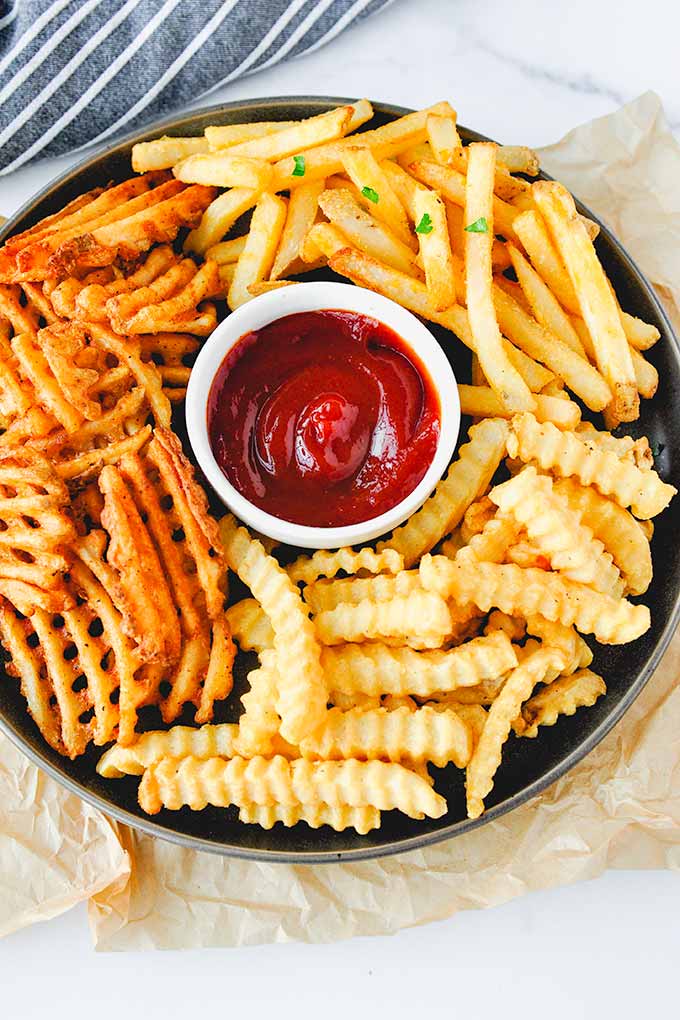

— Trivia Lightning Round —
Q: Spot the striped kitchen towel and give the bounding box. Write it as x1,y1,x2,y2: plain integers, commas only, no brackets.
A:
0,0,394,174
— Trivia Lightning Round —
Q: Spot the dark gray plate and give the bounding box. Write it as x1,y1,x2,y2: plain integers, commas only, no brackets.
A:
1,97,679,863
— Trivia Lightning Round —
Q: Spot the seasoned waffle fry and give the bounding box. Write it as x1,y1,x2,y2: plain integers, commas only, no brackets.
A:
420,555,650,644
110,260,220,336
554,477,652,595
315,590,451,647
320,631,518,698
378,418,508,566
512,669,606,738
287,547,403,586
490,466,624,595
466,646,566,817
304,570,421,614
220,515,326,744
507,413,676,519
226,597,273,652
301,705,472,768
238,801,380,834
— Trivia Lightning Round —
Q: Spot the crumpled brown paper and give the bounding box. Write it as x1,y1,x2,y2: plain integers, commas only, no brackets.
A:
2,91,679,950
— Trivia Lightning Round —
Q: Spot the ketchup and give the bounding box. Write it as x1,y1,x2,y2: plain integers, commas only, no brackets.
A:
207,310,440,528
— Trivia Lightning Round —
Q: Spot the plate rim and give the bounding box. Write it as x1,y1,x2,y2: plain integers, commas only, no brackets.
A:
1,95,679,864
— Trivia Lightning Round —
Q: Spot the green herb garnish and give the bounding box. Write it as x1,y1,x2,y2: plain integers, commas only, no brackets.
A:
292,154,306,177
415,212,434,235
464,216,489,233
361,185,379,204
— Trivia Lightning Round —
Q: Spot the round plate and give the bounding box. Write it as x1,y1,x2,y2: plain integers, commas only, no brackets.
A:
1,97,679,863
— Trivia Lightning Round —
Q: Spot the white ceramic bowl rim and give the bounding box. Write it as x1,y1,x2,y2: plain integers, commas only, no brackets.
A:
186,281,460,550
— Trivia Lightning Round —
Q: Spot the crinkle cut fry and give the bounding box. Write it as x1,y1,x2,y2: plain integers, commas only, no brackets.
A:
320,631,518,698
138,755,447,820
513,669,606,737
420,555,650,644
314,590,452,647
377,418,508,567
508,413,676,519
238,802,380,834
287,546,403,586
235,648,281,756
300,705,472,768
97,722,240,777
303,570,421,614
466,646,566,817
226,597,273,652
219,515,326,744
99,463,180,665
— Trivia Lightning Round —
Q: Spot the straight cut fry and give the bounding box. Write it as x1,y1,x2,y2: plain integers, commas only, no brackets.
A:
318,188,419,276
341,146,415,248
413,187,456,310
464,144,535,412
228,193,287,309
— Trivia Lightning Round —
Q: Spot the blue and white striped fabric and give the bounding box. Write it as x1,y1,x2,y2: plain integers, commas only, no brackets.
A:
0,0,393,175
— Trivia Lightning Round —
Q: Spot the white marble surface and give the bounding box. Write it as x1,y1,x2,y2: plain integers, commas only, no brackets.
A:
2,0,680,1015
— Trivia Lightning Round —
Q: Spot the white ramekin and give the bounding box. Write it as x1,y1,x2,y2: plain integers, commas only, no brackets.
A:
186,281,460,549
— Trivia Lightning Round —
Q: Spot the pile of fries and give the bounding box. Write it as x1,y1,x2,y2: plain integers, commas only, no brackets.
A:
0,100,676,832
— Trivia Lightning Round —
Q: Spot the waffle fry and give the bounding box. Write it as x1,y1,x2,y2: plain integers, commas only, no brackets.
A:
220,515,326,744
238,802,380,834
466,646,566,817
300,705,472,768
315,590,451,647
287,546,403,586
109,260,220,336
512,669,606,738
422,554,650,644
507,413,676,519
378,418,508,566
490,466,624,595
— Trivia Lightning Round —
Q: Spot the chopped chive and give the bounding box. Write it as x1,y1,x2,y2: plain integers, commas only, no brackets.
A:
292,154,306,177
361,185,380,204
415,212,434,235
464,216,489,233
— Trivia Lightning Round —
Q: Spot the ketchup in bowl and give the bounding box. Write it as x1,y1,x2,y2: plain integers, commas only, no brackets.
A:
207,310,440,528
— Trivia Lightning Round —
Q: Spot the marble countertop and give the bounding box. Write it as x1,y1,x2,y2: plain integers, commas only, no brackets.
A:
2,0,679,1016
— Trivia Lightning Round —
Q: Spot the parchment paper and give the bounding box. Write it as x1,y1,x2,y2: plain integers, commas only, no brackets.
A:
2,91,680,949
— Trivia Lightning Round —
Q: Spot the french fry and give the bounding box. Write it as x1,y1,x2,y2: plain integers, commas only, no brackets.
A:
454,513,521,566
464,144,535,412
466,646,566,817
413,187,456,309
110,260,220,335
492,284,613,412
300,221,347,263
132,135,209,172
236,650,281,756
320,631,518,698
410,159,519,242
184,187,262,256
377,417,508,567
270,179,326,279
287,546,403,586
446,147,530,202
173,152,273,190
341,146,415,248
205,235,247,265
204,120,298,150
512,669,606,738
507,413,676,519
420,555,650,644
220,515,327,744
426,114,461,164
489,466,623,595
304,570,421,614
238,801,380,833
97,723,240,777
554,477,653,595
226,597,274,652
225,104,353,161
315,590,452,647
525,616,593,674
458,384,580,429
139,755,447,819
532,181,638,421
317,188,420,276
497,145,539,175
228,193,287,309
247,280,297,297
300,705,472,768
507,243,587,357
